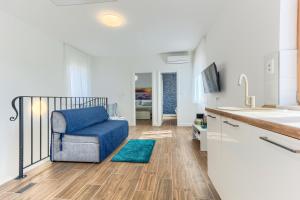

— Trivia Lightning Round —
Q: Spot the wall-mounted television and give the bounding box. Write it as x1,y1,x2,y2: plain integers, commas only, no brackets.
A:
202,62,221,93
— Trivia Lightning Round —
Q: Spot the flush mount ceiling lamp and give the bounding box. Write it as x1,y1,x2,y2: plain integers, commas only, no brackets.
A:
97,11,126,28
51,0,117,6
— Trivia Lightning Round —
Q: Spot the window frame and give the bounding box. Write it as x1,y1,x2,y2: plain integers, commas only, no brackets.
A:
297,0,300,105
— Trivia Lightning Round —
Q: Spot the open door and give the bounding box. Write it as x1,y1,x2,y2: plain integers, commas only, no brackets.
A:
159,72,178,126
134,73,153,126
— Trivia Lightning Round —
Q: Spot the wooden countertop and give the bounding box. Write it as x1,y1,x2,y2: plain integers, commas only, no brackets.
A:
206,107,300,140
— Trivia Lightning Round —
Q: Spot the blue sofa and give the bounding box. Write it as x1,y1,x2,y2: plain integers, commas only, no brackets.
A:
50,106,128,163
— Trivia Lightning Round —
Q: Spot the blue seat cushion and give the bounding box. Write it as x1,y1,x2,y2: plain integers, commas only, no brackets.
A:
69,120,129,161
54,106,109,133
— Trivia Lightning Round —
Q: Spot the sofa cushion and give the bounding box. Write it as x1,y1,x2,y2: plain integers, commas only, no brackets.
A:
52,106,109,133
70,120,129,161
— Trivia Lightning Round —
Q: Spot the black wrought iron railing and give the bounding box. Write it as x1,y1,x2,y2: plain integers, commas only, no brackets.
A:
10,96,108,179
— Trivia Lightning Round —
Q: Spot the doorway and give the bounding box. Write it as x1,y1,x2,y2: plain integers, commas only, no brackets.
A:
161,72,177,126
134,73,153,126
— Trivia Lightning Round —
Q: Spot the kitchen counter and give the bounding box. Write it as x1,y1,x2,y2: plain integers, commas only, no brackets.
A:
206,107,300,140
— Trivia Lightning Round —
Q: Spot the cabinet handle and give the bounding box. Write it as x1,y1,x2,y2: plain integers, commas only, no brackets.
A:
259,137,300,154
208,115,216,119
223,121,239,128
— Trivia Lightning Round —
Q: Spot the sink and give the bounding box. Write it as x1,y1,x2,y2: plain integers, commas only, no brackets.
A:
217,107,244,111
217,107,275,112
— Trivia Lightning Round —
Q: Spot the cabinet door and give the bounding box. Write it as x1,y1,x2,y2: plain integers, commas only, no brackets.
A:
207,112,222,193
221,117,249,200
246,126,300,200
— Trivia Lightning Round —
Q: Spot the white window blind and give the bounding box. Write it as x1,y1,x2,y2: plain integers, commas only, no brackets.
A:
65,44,91,97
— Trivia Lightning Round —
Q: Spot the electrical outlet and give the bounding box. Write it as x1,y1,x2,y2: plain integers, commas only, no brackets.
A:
266,59,275,74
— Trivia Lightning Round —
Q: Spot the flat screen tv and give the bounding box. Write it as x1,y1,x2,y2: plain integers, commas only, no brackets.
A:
202,63,221,93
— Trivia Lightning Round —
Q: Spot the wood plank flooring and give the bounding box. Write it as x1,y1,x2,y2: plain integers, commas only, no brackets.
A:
0,121,220,200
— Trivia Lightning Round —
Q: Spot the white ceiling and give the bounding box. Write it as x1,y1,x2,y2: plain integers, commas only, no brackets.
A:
0,0,224,56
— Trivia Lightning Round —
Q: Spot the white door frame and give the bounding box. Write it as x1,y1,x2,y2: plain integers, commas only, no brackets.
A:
131,72,155,126
158,70,179,126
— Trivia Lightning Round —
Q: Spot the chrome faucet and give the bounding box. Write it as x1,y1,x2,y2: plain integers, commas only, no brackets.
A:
238,74,255,108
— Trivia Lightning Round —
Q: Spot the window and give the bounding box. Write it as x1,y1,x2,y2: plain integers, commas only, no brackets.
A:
278,0,298,105
64,44,91,97
193,37,207,110
297,0,300,103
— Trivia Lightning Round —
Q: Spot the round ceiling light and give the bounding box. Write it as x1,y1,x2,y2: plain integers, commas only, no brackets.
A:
98,12,126,28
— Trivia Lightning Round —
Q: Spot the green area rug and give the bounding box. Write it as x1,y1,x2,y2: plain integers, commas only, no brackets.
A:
112,139,156,163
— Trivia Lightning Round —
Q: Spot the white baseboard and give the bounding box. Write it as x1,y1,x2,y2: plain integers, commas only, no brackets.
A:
0,158,50,186
163,114,177,117
153,122,161,127
163,115,177,120
0,175,16,186
24,158,50,173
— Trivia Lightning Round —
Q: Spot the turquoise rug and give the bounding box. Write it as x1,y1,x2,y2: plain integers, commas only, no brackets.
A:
112,139,156,163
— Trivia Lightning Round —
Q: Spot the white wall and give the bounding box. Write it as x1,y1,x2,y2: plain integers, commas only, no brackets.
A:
91,55,195,126
0,10,66,184
196,0,281,107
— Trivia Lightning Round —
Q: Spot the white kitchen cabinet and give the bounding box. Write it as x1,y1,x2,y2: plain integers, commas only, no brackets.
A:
245,125,300,200
207,112,222,193
220,117,249,200
207,113,300,200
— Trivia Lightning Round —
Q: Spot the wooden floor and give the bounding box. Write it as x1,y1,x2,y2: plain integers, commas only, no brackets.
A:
0,122,220,200
136,119,152,126
162,119,177,126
